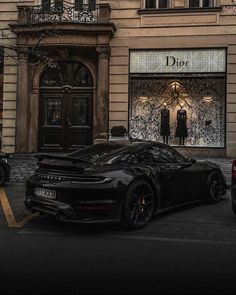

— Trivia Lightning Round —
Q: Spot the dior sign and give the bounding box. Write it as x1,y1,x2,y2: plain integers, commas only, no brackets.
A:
166,56,189,67
130,49,226,73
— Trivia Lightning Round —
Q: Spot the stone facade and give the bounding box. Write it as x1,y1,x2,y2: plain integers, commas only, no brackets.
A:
0,0,236,156
107,0,236,157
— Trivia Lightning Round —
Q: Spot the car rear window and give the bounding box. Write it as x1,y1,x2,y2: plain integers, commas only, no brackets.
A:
68,143,137,163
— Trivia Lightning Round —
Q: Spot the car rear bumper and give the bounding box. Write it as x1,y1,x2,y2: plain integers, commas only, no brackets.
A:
25,195,121,224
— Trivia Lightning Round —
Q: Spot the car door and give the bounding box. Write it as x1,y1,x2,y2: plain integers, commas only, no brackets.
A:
149,146,200,208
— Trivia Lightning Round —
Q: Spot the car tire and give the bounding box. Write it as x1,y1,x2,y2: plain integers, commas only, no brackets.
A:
232,202,236,215
122,180,155,230
0,165,6,186
206,171,224,204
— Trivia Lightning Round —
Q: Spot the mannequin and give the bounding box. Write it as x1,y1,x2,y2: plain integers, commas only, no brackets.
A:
175,103,188,145
160,103,170,144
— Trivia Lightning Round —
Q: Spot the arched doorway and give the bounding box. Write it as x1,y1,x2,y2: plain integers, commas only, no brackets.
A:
39,61,94,152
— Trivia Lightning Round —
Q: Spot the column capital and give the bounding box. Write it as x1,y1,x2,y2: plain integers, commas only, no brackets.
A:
96,45,111,59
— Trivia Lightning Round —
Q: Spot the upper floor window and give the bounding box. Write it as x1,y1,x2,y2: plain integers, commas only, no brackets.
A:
188,0,215,7
75,0,96,11
41,0,63,11
143,0,216,9
145,0,170,9
42,0,50,11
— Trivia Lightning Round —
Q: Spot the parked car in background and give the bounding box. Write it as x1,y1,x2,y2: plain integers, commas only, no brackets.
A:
231,159,236,215
0,153,10,186
25,141,227,229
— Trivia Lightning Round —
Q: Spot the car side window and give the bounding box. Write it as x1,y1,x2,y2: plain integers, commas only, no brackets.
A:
160,147,187,163
137,152,155,164
149,146,186,163
149,147,173,163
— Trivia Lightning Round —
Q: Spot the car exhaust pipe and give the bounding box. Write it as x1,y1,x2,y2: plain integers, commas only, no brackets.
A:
57,207,74,219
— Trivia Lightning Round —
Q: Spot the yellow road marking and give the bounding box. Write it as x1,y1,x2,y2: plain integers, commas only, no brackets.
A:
0,187,39,228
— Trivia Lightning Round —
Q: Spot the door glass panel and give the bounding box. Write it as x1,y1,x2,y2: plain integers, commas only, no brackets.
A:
71,98,88,126
41,68,61,87
74,66,93,87
45,98,62,125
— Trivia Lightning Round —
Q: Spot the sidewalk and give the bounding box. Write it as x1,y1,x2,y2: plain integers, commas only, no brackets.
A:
7,154,233,185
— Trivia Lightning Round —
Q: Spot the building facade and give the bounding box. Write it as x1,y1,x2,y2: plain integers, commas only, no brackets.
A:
0,0,236,157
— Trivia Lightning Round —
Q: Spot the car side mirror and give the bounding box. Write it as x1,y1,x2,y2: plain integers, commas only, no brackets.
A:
187,157,196,164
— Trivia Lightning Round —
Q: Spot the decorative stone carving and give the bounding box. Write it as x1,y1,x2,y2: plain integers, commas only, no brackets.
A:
96,45,111,59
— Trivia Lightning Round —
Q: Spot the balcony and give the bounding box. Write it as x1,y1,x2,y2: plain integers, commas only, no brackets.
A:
10,1,115,47
17,1,111,25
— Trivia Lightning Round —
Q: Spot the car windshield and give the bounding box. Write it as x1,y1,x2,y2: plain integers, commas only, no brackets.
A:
68,142,138,164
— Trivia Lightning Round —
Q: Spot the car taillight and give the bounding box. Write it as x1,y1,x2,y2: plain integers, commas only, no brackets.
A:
232,160,236,180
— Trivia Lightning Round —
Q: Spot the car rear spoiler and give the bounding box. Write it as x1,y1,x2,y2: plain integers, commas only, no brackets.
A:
35,153,91,164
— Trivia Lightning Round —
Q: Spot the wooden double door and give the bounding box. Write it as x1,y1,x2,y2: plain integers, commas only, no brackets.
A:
39,89,93,152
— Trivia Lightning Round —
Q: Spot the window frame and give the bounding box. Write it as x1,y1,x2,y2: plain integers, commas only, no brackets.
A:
144,0,172,9
187,0,216,8
142,0,218,10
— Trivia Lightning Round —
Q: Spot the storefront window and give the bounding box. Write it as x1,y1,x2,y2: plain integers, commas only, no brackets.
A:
129,77,225,148
129,49,226,148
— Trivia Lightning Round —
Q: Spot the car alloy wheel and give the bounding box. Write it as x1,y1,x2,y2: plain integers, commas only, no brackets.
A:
0,165,6,186
207,171,223,204
122,180,155,229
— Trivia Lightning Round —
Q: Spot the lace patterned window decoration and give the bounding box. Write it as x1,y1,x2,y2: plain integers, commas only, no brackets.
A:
130,49,226,74
129,77,225,148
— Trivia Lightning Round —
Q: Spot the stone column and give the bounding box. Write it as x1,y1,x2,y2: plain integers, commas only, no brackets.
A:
95,45,111,143
28,87,39,153
15,53,29,152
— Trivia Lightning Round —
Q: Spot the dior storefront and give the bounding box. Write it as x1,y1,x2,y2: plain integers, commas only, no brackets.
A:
129,48,226,150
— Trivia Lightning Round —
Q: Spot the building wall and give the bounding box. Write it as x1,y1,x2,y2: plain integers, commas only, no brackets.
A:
1,0,236,156
106,0,236,157
0,0,35,153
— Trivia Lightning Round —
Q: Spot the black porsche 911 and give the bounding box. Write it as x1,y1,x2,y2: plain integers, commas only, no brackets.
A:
25,141,227,229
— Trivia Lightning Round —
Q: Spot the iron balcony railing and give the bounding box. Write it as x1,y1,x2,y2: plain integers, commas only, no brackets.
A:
19,1,109,24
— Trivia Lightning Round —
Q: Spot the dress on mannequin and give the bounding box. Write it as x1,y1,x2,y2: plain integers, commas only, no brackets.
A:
160,103,170,145
175,104,188,145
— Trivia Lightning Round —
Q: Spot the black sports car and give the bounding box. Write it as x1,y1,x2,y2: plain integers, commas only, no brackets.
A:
25,141,227,229
0,153,10,186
